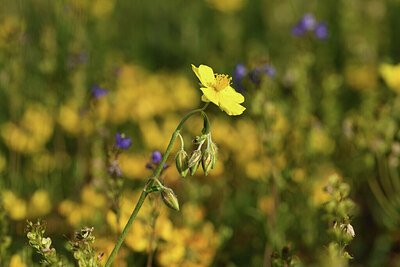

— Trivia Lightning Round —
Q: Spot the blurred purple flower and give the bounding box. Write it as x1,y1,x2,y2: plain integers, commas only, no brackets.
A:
109,160,122,177
262,64,276,78
314,22,329,41
115,133,131,149
291,13,328,41
291,13,316,37
152,151,162,164
249,67,262,84
249,64,275,84
301,13,316,31
291,23,307,37
91,85,108,99
233,63,248,92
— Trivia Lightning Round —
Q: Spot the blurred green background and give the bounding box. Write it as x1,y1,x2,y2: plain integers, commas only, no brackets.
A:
1,0,400,266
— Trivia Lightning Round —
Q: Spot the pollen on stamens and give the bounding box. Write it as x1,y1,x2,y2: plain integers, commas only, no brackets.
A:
214,74,231,91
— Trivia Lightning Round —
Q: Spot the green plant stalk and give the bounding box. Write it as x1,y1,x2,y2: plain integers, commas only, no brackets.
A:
105,103,209,267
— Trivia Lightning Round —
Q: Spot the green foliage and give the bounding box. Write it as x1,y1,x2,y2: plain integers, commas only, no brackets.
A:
26,220,65,266
0,205,11,265
67,227,102,267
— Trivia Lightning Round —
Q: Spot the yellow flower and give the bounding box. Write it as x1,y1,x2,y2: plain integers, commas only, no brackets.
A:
2,191,26,220
28,190,52,218
206,0,246,13
380,63,400,93
191,64,245,116
9,254,26,267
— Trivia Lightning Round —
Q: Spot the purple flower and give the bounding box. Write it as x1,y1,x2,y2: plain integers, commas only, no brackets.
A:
233,63,247,81
91,85,108,99
249,64,275,84
291,23,307,37
291,13,316,37
146,151,168,171
314,22,329,41
233,63,248,92
249,67,262,84
262,64,276,78
115,133,131,149
300,13,316,31
152,151,162,164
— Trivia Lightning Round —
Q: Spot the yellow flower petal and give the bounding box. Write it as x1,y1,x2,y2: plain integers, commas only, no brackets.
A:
192,64,216,87
218,87,246,115
221,86,245,103
200,87,219,105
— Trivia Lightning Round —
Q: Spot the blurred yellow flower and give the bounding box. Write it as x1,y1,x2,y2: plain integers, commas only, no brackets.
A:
309,126,335,155
58,186,106,227
92,0,115,17
192,64,245,116
58,200,82,226
0,16,25,49
59,100,94,136
380,63,400,93
157,222,219,266
182,203,205,225
1,104,54,154
206,0,246,13
258,195,275,217
312,170,340,205
345,64,377,90
118,154,148,179
9,254,26,267
82,186,106,208
28,190,52,218
2,191,26,220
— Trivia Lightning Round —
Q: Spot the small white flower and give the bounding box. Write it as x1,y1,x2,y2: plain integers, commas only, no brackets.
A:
340,223,355,238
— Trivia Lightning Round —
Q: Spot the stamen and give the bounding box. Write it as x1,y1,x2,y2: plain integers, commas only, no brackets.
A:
214,74,231,91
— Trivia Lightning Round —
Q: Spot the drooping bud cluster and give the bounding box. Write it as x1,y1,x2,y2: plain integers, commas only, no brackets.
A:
175,132,218,177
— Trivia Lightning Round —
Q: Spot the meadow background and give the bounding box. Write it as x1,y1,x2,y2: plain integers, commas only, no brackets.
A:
1,0,400,266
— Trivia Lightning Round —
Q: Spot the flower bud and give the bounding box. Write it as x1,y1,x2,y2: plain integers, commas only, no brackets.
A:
161,187,179,211
175,150,189,177
188,150,202,168
202,149,213,176
209,142,218,169
190,161,200,176
340,223,355,238
41,237,52,250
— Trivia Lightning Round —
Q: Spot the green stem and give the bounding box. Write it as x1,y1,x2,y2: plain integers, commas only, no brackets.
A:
178,133,185,151
105,103,208,266
105,190,147,267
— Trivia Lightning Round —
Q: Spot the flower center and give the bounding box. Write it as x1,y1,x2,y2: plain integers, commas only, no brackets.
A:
213,74,231,91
